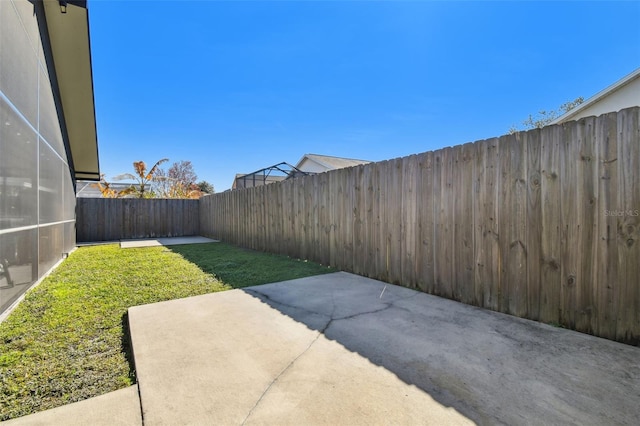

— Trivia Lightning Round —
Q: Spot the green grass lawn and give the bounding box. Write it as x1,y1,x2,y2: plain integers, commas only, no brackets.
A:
0,242,332,421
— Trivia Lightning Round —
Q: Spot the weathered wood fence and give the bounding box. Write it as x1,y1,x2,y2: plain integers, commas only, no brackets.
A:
200,107,640,344
76,198,199,242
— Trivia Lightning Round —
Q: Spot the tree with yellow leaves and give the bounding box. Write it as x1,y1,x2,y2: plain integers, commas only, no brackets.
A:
94,159,168,198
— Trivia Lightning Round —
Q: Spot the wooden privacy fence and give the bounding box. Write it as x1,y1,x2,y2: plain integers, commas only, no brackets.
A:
76,198,199,242
200,107,640,344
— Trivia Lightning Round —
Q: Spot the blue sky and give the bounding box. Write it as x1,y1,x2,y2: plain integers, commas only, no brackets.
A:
89,0,640,192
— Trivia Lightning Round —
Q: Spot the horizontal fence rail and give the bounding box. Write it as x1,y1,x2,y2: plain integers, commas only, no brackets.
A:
200,107,640,345
76,198,199,242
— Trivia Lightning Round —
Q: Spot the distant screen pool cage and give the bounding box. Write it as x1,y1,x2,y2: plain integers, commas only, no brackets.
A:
234,162,314,189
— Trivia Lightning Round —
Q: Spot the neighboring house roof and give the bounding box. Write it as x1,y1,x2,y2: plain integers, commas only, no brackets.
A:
43,0,99,181
551,68,640,125
76,181,151,198
75,181,102,198
295,154,371,173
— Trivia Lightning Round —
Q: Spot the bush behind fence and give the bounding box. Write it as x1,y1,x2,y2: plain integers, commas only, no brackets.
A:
200,107,640,345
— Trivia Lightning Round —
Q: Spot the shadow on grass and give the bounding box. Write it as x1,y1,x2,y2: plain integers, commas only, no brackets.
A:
167,242,333,289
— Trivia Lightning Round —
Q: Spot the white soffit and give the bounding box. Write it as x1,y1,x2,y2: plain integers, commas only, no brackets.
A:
43,0,100,181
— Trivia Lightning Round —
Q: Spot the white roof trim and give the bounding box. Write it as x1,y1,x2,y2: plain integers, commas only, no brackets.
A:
295,153,370,170
297,155,331,171
550,67,640,125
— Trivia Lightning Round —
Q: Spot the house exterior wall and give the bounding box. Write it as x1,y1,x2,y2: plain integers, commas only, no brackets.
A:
297,158,328,173
1,0,76,314
559,75,640,123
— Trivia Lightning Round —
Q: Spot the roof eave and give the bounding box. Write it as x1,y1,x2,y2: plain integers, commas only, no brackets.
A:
43,0,100,181
550,67,640,125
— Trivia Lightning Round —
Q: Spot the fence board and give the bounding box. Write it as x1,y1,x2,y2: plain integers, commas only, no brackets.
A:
455,143,475,305
525,129,543,321
539,125,563,325
616,108,640,343
369,162,382,279
435,148,454,298
571,118,597,334
377,161,389,282
509,133,528,317
417,152,435,293
342,168,355,272
362,164,374,278
402,155,418,288
595,113,619,340
400,156,410,286
561,122,579,329
474,138,500,310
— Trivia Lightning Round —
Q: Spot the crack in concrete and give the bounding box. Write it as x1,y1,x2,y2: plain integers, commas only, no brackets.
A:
244,288,330,320
332,303,392,321
246,287,420,332
331,291,420,322
240,317,332,425
240,286,422,424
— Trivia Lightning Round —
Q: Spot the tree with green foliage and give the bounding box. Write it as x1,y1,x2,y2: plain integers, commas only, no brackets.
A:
196,180,214,194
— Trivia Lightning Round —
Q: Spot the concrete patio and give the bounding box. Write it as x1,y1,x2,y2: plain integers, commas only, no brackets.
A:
4,272,639,425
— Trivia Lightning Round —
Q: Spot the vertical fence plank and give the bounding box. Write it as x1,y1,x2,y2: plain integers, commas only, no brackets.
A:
431,152,443,297
454,143,475,304
387,158,404,285
474,138,499,310
374,161,387,281
317,172,329,266
561,122,580,329
540,124,563,325
352,166,365,275
362,164,374,278
616,108,640,343
595,112,620,340
329,172,338,267
443,148,455,299
341,168,354,272
417,152,435,293
401,155,417,287
525,129,542,321
574,117,598,334
512,133,528,317
433,148,454,298
369,161,383,279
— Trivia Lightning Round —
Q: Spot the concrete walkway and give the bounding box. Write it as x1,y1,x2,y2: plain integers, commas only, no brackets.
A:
120,236,219,248
75,236,219,248
5,272,640,425
1,385,141,426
